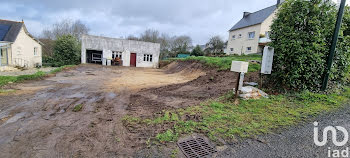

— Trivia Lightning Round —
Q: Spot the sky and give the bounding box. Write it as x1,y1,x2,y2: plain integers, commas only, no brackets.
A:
1,0,348,45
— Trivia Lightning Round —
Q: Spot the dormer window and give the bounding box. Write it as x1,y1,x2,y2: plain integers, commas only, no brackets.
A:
248,32,255,39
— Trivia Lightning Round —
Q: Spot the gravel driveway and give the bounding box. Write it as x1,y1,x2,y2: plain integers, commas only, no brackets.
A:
218,104,350,158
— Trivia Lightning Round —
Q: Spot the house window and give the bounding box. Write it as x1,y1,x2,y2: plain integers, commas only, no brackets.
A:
34,47,38,56
248,32,255,39
247,47,252,51
232,35,236,40
143,54,153,62
230,48,234,51
112,51,122,59
238,34,242,38
17,46,21,55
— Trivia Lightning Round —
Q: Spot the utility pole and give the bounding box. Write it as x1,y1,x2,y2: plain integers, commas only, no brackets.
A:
321,0,347,91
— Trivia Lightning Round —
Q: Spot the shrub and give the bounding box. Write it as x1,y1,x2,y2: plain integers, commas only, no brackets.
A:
269,0,350,91
190,45,204,56
52,35,81,67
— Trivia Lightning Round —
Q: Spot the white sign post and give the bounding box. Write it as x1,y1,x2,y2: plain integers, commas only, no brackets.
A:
261,46,274,74
231,61,249,104
259,46,274,89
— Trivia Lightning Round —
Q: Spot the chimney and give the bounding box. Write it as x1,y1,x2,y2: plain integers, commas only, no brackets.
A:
243,12,251,18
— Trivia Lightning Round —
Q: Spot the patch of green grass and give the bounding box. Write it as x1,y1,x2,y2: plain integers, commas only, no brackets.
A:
0,76,17,87
248,63,261,72
0,89,16,94
49,65,74,74
122,115,141,124
171,149,179,158
0,65,75,87
115,136,120,143
73,104,83,112
156,129,178,143
168,54,261,71
126,87,350,143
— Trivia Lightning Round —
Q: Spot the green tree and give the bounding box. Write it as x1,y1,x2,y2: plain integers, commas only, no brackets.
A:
191,45,204,56
52,35,81,66
204,36,225,56
269,0,350,91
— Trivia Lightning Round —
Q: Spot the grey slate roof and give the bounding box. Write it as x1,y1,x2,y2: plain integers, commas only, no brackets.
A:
229,5,277,31
0,19,24,42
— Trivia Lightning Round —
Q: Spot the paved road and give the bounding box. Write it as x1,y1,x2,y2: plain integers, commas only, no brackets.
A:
218,104,350,158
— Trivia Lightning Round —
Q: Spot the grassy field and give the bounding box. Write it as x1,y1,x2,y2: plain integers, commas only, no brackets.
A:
123,87,350,143
0,65,75,87
167,54,262,72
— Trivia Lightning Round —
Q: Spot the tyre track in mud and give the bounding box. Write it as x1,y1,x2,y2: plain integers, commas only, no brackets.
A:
0,64,205,157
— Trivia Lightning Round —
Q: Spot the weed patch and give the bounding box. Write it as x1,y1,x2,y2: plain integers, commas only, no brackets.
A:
73,104,83,112
125,87,350,143
156,129,178,143
0,65,75,87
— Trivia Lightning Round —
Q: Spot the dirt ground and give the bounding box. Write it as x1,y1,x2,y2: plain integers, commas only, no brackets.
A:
0,62,258,157
0,64,206,158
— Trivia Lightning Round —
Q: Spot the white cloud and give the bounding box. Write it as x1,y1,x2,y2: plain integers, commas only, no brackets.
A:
4,0,347,44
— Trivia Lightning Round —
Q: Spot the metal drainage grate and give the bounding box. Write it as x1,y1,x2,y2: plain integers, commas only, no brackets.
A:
177,137,217,158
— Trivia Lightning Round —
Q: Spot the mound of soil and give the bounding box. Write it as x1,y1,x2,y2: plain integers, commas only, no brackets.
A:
127,61,259,118
123,61,260,153
163,61,205,74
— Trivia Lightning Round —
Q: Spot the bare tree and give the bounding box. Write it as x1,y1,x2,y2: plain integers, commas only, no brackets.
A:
158,33,173,59
40,19,89,58
135,29,193,58
126,35,139,41
41,19,90,40
139,29,160,43
170,35,192,57
40,38,55,57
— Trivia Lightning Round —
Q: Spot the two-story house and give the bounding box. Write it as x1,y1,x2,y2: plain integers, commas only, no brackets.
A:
226,0,284,55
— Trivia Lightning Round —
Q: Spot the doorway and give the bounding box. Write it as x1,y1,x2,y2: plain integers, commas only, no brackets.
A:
0,47,8,66
130,53,136,67
86,50,103,64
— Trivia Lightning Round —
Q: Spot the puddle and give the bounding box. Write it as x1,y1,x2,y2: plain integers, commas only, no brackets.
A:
67,92,85,99
106,92,117,99
3,112,27,125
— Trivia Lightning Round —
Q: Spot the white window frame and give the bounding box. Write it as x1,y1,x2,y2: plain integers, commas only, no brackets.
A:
34,47,38,56
112,51,122,59
248,32,255,39
230,48,234,52
232,35,236,40
238,34,242,38
143,54,153,62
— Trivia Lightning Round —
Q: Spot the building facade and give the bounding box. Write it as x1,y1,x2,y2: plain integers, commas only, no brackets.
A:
81,35,160,68
0,19,42,68
226,1,283,55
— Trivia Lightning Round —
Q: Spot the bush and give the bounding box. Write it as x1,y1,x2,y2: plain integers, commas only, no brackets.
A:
269,0,350,91
190,45,204,56
51,35,81,67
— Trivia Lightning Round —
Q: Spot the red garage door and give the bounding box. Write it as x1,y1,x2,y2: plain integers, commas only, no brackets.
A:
130,53,136,67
